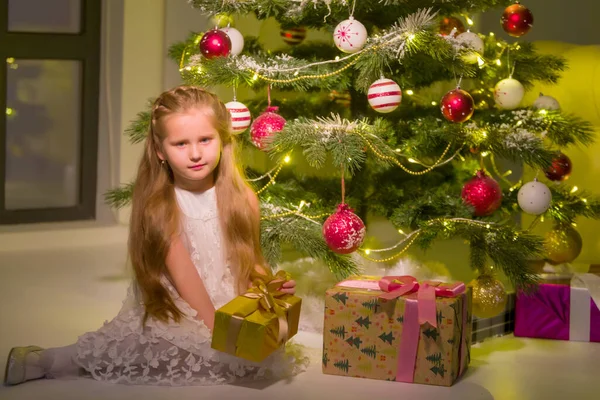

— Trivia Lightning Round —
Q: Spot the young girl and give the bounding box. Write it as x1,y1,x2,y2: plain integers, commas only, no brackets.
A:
4,85,308,386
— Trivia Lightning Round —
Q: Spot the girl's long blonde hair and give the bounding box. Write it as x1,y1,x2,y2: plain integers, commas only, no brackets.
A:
129,85,269,324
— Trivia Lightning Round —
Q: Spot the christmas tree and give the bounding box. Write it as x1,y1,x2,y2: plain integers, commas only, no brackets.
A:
379,331,395,345
346,335,363,348
329,325,347,339
423,327,440,341
355,316,371,329
333,359,351,373
107,0,600,298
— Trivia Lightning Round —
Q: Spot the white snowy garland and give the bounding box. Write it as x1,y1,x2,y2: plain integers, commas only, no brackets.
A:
503,129,542,151
462,110,549,153
188,0,351,17
188,0,455,13
185,8,439,79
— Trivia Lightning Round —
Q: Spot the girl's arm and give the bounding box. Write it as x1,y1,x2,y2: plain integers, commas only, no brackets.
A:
165,235,216,330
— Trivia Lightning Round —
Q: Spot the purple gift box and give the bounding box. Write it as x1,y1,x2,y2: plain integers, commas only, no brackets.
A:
515,274,600,342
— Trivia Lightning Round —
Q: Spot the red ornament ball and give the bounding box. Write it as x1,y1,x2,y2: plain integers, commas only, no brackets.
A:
249,107,286,151
280,27,307,45
439,16,466,37
441,88,474,123
544,152,572,181
501,3,534,37
323,204,366,254
199,29,231,59
462,170,503,216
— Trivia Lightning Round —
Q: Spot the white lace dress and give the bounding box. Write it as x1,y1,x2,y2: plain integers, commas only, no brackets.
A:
72,186,309,385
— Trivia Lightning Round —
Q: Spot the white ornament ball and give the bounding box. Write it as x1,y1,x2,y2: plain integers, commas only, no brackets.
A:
533,93,560,111
225,101,251,133
494,78,525,110
219,27,244,56
456,31,484,64
367,78,402,113
333,17,368,53
518,180,552,215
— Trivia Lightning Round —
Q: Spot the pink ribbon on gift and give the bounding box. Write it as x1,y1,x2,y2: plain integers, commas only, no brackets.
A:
336,275,467,383
337,276,465,328
417,281,466,327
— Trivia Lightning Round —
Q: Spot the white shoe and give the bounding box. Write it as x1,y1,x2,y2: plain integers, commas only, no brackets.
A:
3,345,45,386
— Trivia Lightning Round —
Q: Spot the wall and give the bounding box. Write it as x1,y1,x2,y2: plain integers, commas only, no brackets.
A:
96,0,124,224
116,0,165,224
163,0,208,91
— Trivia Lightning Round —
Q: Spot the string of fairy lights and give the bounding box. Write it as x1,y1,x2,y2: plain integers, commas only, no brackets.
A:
358,217,506,262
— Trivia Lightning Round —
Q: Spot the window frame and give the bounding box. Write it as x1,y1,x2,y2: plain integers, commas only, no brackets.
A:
0,0,101,224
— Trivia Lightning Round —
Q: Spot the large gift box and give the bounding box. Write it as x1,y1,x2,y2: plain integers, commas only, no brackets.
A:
515,273,600,342
211,272,301,362
322,276,472,386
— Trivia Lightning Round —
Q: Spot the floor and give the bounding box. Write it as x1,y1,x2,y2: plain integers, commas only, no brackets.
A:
1,241,600,400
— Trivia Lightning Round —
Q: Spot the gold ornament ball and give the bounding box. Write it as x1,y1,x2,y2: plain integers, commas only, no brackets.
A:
544,224,583,265
526,258,547,273
469,275,507,318
211,13,234,28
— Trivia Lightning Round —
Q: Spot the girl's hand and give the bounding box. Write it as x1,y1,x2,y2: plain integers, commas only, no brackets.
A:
279,280,296,295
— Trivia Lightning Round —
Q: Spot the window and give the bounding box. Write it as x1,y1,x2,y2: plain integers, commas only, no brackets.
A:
0,0,101,224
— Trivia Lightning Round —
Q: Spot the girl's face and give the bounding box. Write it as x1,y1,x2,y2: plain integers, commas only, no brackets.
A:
156,108,222,191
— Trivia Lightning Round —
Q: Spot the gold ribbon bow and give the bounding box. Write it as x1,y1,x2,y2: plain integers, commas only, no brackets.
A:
226,271,293,355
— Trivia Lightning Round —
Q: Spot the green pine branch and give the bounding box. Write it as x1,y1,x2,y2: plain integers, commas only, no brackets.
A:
188,0,513,28
510,42,567,88
268,110,589,179
170,7,568,100
104,181,135,210
184,52,352,92
504,184,600,225
260,207,360,279
242,92,353,122
391,185,473,228
399,218,543,289
167,31,201,64
488,110,594,148
547,188,600,223
171,10,466,92
125,109,152,144
380,1,512,16
542,112,595,147
268,114,370,175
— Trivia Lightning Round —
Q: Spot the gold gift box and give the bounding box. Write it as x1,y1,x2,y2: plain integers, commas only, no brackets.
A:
211,286,301,363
